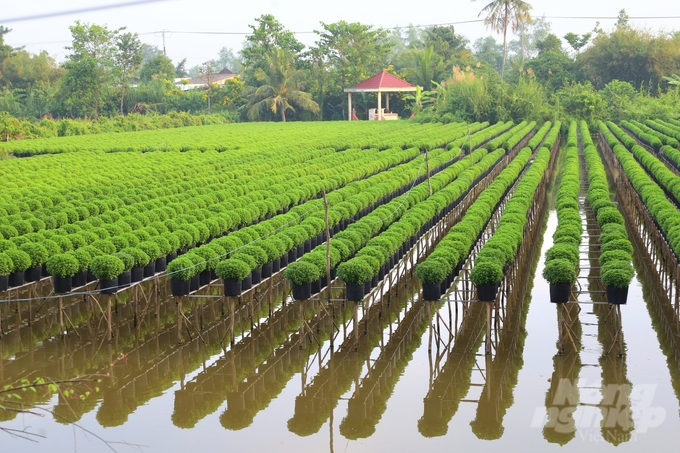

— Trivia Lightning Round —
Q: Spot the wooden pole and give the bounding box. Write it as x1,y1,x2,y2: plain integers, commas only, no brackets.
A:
107,296,112,342
347,93,352,121
485,302,492,355
426,149,432,196
323,190,332,303
177,296,183,344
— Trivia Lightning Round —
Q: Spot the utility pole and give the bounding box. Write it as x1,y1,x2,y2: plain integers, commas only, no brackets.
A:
161,30,167,57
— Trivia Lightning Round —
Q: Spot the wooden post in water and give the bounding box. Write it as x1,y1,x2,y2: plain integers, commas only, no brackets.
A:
59,296,65,339
323,190,332,303
427,302,433,353
557,303,564,355
299,300,305,349
177,296,183,344
107,295,113,342
353,302,359,351
230,296,235,345
485,301,492,355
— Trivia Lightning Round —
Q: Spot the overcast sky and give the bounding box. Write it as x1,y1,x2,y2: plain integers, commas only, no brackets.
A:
2,0,678,67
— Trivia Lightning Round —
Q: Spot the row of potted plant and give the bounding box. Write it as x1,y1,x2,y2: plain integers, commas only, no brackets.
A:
645,119,680,144
659,145,680,172
623,120,676,150
600,121,680,258
0,143,446,292
471,145,552,301
629,120,680,148
484,121,529,152
542,122,581,303
527,121,553,151
582,122,635,304
501,121,537,152
285,140,511,300
166,130,482,297
460,121,513,153
445,122,489,151
416,147,535,301
337,147,511,301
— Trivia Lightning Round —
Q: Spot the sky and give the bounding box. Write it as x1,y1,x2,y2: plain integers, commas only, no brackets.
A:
2,0,679,67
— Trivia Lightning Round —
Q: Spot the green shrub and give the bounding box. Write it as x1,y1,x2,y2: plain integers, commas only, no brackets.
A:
416,260,448,284
120,247,151,267
90,255,125,280
19,242,49,267
215,259,251,281
113,252,135,272
46,253,80,278
336,259,374,285
284,261,321,286
600,238,633,255
240,245,268,268
545,244,579,266
4,249,31,272
470,261,504,285
542,259,576,285
0,253,13,275
231,253,256,271
602,265,634,289
597,207,624,226
166,256,196,281
599,250,632,266
68,249,92,272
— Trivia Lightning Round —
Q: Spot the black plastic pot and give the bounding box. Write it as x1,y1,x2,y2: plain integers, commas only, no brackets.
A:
311,278,322,295
422,283,442,301
288,249,297,262
25,266,42,282
53,276,72,294
42,264,49,278
171,278,190,296
72,271,87,288
440,280,448,295
0,275,8,292
224,279,242,297
280,254,289,267
296,245,305,257
241,274,252,291
272,258,281,273
371,275,378,289
118,271,131,288
167,252,178,263
251,267,262,285
262,262,273,278
190,274,200,292
100,278,118,294
477,283,499,302
292,283,311,300
155,256,167,273
606,286,629,305
87,270,97,283
199,270,211,287
549,284,572,303
346,283,364,301
9,271,24,287
144,262,156,278
363,281,371,295
131,266,144,282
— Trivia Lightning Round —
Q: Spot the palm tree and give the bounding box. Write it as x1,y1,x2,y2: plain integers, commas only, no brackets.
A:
402,46,441,91
247,48,320,122
473,0,533,77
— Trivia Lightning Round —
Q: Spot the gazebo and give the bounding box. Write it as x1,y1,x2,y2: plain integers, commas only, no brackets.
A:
344,70,418,121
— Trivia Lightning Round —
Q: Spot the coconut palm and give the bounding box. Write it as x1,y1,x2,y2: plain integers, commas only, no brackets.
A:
247,48,320,122
402,46,442,91
473,0,533,77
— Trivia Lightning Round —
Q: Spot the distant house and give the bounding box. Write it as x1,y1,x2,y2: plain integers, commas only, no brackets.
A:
174,68,238,91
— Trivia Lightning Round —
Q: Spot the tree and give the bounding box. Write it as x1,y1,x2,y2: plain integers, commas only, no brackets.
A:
563,32,592,54
140,55,176,81
421,26,469,64
247,48,319,122
175,58,188,78
200,60,216,112
525,34,581,93
62,21,121,119
473,0,533,76
401,46,443,91
215,47,241,72
473,36,504,72
114,32,143,115
240,14,304,85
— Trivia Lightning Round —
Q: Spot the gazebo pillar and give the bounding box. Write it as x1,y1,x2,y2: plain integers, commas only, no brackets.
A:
377,91,382,121
386,93,390,112
348,93,352,121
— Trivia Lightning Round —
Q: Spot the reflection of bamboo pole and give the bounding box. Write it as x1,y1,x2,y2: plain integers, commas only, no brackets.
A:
106,296,112,342
427,302,433,352
177,296,183,344
59,296,65,339
299,300,305,349
230,296,235,345
485,302,492,355
354,302,359,351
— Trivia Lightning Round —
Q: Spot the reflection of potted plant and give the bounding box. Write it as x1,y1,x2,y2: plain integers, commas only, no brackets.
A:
542,259,576,303
46,254,80,294
602,265,634,305
91,255,125,294
0,253,12,291
284,262,320,300
216,259,250,297
470,262,503,302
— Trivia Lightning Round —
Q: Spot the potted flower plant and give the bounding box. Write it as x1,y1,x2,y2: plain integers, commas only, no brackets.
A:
542,259,576,303
167,256,196,296
284,261,320,300
90,255,125,294
216,259,251,297
46,253,80,294
470,261,503,302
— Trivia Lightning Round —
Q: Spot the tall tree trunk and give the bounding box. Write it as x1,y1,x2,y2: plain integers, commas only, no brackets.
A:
120,86,125,116
501,3,509,77
521,22,525,67
281,106,286,122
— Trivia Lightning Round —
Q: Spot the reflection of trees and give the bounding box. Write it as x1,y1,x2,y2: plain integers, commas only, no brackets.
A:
339,300,430,440
287,294,410,437
419,304,485,437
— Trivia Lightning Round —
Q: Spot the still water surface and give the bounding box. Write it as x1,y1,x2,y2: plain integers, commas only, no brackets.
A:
2,207,680,452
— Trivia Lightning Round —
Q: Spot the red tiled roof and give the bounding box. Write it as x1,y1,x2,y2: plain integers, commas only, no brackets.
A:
345,71,416,92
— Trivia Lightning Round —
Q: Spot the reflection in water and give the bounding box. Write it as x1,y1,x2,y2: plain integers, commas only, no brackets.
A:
288,290,412,437
542,309,582,445
340,300,429,439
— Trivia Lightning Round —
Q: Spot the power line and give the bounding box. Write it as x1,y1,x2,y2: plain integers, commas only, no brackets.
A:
0,0,171,24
